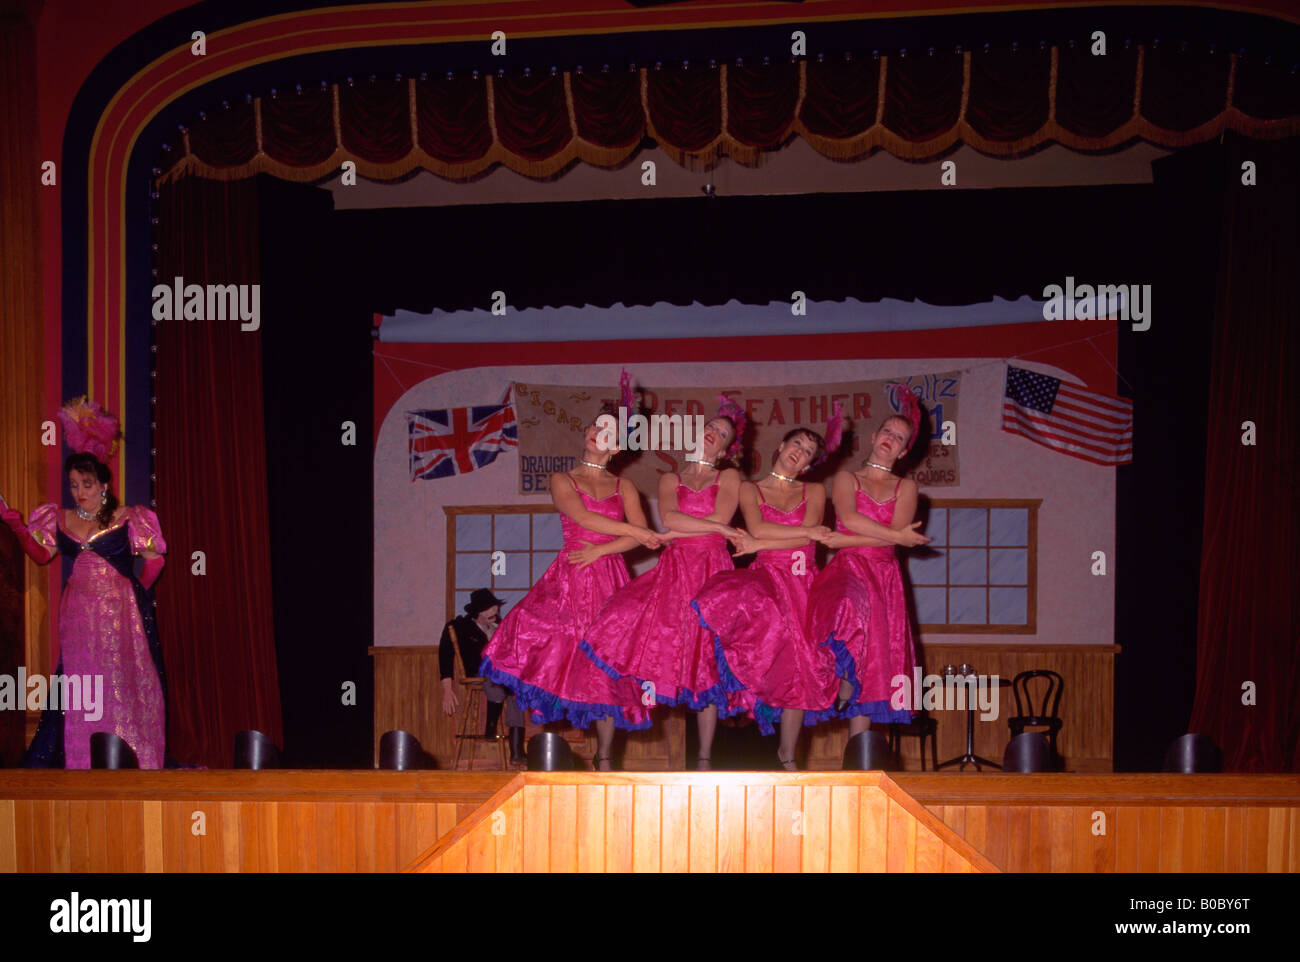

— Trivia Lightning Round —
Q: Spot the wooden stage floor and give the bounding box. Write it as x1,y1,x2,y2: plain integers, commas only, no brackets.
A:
2,770,1297,872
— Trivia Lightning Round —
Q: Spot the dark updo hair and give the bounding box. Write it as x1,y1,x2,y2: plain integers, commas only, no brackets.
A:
702,413,740,465
65,452,118,528
588,400,630,465
772,427,826,467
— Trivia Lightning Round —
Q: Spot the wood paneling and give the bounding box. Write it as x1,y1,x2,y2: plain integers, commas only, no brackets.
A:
0,771,509,873
806,643,1118,771
10,771,1294,874
899,773,1300,872
408,773,997,873
371,646,686,770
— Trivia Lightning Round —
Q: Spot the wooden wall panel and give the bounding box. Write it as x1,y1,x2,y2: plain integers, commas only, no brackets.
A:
900,773,1300,872
409,773,996,873
10,771,1296,874
1,770,510,873
806,644,1118,772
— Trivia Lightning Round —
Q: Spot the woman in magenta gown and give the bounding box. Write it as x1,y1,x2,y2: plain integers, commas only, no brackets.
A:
1,400,168,769
691,427,840,770
579,403,745,770
805,386,933,736
481,400,663,770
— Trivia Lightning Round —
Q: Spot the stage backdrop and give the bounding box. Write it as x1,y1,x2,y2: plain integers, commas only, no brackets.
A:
374,335,1116,655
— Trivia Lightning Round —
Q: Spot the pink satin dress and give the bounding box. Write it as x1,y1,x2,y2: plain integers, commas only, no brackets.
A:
581,478,735,710
805,475,919,724
27,504,167,769
691,484,838,735
480,476,650,730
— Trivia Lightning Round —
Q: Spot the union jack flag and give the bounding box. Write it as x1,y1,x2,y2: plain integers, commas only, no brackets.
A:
408,388,518,481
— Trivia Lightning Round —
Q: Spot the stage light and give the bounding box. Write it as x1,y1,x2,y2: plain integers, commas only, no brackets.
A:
234,730,283,770
1162,734,1223,773
378,730,428,771
526,733,574,771
842,730,899,771
1001,732,1053,773
90,733,139,770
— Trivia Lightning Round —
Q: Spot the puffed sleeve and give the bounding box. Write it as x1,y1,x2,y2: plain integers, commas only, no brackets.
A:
27,503,59,553
126,506,166,555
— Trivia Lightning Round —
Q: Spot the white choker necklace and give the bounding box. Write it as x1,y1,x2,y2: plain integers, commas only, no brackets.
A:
75,505,98,521
580,459,609,472
864,461,894,474
685,457,717,468
769,470,798,483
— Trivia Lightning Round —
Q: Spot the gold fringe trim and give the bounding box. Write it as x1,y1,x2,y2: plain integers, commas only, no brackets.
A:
156,57,1300,187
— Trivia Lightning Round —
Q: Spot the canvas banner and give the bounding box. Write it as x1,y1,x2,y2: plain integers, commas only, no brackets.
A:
511,373,961,494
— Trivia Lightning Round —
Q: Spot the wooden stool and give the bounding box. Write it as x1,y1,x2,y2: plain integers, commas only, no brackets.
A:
446,618,510,770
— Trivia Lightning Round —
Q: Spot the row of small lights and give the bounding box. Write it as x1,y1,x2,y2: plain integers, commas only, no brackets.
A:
159,35,1298,138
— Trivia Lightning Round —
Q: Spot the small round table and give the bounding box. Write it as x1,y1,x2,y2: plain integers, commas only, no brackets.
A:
935,674,1006,772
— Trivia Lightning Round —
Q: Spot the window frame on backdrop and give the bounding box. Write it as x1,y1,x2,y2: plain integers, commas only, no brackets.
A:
907,498,1041,634
443,505,564,621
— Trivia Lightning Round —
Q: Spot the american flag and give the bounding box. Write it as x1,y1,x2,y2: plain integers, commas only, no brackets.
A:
1001,366,1133,465
408,388,518,481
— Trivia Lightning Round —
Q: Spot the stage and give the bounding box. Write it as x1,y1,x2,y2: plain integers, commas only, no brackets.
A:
3,771,1297,873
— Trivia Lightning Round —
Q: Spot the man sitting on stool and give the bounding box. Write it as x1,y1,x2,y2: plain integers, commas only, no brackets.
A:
439,588,525,766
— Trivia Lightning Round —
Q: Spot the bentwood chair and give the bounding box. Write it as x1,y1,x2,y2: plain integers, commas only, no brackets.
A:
1008,670,1064,769
448,623,508,770
886,710,939,770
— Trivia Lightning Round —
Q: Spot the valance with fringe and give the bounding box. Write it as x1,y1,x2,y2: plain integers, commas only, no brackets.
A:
159,45,1300,184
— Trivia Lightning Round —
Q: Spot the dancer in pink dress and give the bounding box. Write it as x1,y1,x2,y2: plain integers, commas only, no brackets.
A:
692,426,840,770
806,386,933,735
480,392,663,770
580,400,746,770
1,399,168,769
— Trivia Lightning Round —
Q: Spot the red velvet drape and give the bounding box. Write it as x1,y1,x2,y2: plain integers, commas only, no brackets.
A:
1189,135,1300,772
154,177,283,768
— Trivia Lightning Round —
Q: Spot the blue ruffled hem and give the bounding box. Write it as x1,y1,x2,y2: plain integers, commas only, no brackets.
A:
479,657,653,732
689,600,755,722
579,636,742,717
803,634,916,726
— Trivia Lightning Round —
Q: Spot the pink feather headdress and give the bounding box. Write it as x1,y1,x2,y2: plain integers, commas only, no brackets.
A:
715,394,747,458
887,383,924,452
815,399,847,465
57,396,120,461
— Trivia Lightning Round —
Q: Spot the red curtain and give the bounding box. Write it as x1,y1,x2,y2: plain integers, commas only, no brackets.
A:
154,177,283,768
163,50,1300,184
1189,135,1300,771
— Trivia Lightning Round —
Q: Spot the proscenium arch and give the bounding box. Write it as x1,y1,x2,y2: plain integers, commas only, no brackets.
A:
70,0,1300,498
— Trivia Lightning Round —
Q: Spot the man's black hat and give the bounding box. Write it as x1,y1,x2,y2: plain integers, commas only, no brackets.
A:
465,588,507,617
